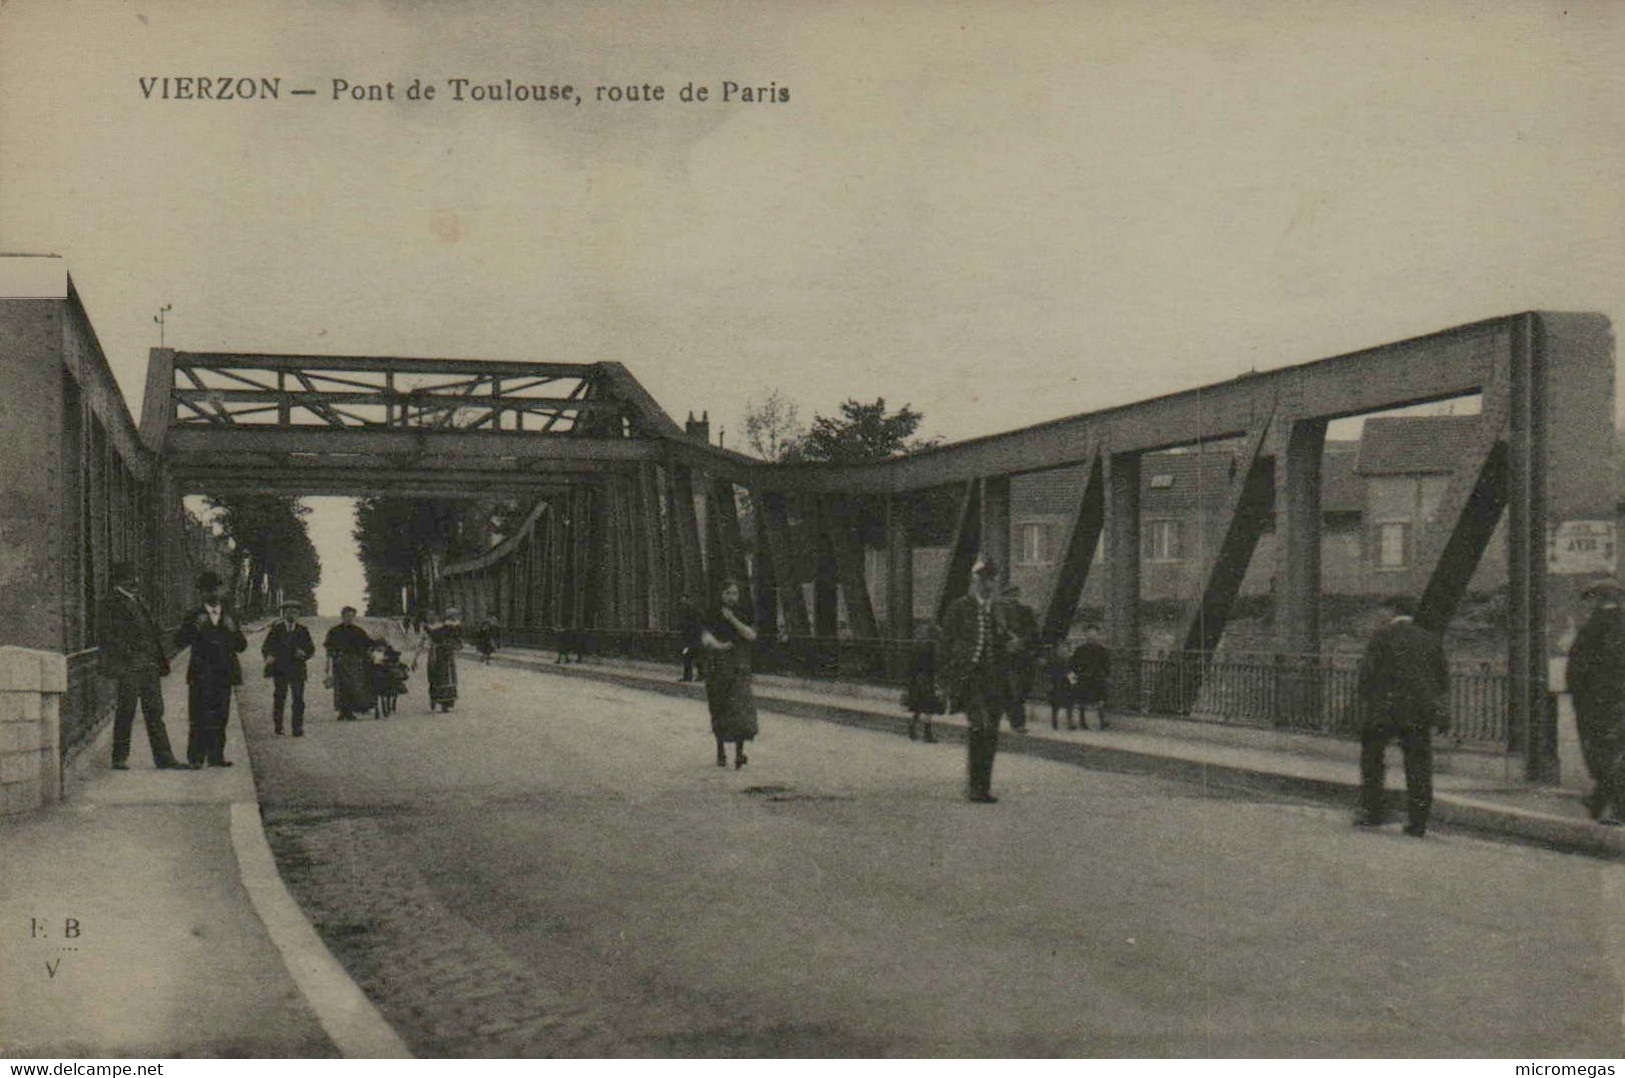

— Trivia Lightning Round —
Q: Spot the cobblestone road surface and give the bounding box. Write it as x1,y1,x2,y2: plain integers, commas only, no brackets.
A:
244,631,1625,1057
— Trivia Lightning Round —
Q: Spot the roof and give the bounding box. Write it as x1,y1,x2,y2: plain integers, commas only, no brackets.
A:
1356,416,1482,476
1140,451,1245,511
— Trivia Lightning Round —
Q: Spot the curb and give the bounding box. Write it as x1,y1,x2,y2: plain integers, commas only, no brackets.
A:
233,633,414,1059
486,651,1625,862
228,802,413,1058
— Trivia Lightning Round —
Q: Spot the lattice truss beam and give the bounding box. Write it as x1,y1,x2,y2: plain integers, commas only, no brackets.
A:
170,356,640,437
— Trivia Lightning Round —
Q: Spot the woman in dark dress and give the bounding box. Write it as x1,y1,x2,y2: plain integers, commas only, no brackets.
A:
902,623,943,742
1045,640,1078,731
474,617,499,664
323,606,376,721
1071,629,1112,731
701,578,758,769
415,608,463,712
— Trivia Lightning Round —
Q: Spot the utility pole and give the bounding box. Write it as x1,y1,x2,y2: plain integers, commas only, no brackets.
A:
154,304,173,347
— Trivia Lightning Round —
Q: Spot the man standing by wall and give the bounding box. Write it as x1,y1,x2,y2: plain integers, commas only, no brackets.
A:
262,599,314,737
177,571,247,768
99,561,187,771
940,557,1011,803
1565,577,1625,825
1355,595,1450,837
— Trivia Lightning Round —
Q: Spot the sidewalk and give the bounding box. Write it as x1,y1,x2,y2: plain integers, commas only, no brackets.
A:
0,638,407,1059
487,645,1625,861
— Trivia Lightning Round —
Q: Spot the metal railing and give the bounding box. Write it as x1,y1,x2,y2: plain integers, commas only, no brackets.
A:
502,628,1511,750
62,648,114,762
502,627,917,682
1111,649,1508,749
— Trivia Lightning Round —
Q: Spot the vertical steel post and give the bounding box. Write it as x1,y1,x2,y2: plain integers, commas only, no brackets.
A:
981,475,1011,587
808,495,840,638
1106,450,1142,704
886,494,914,641
1278,418,1327,658
886,493,915,679
1508,314,1553,782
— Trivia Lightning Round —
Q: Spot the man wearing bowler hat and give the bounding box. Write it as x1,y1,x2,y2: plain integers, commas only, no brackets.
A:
177,570,247,767
1354,595,1450,836
262,599,315,736
939,555,1013,803
1565,577,1625,825
99,561,188,771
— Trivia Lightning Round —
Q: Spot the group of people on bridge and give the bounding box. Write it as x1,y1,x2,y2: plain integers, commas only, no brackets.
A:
103,557,1625,833
896,559,1110,802
100,565,494,767
260,604,470,730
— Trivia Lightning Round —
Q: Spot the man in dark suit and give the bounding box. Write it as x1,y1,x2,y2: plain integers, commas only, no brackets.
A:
939,556,1012,803
1565,577,1625,825
998,584,1040,733
262,599,314,737
99,561,187,771
176,571,247,768
1355,595,1450,837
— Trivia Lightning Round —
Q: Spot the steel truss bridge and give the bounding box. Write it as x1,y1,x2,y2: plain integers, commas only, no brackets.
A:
1,259,1613,782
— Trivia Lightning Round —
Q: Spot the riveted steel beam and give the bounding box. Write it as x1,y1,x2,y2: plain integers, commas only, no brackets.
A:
1039,448,1105,643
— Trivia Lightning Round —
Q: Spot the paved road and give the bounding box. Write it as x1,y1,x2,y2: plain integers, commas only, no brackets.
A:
245,629,1624,1057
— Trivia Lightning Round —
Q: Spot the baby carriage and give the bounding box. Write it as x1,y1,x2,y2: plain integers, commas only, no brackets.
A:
370,641,410,719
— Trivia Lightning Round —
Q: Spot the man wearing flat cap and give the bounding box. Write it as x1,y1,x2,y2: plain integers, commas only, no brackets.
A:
939,555,1013,803
1566,577,1625,824
1354,595,1450,836
176,570,248,767
262,600,315,737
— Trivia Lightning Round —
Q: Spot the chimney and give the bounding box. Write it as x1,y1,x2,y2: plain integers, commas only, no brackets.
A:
686,409,711,443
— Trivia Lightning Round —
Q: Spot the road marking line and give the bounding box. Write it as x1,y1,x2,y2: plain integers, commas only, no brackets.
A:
229,800,412,1058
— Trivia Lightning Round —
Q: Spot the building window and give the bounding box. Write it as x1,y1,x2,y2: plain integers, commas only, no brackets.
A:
1017,522,1057,565
1376,521,1409,570
1149,473,1176,490
1147,519,1182,562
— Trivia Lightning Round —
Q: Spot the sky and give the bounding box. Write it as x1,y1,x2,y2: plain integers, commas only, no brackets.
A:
5,0,1624,612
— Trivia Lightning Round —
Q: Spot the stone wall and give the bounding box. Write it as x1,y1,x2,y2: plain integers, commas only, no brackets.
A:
0,647,65,817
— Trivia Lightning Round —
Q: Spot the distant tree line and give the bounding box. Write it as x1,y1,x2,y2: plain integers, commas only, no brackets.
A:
201,495,321,617
353,496,528,616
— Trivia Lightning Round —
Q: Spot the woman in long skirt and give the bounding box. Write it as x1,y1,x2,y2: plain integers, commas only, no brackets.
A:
323,606,376,721
902,623,944,742
474,616,499,664
416,609,462,712
702,578,758,769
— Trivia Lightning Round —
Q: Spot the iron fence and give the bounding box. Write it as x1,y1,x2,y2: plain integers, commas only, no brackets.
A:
62,648,114,762
1111,649,1509,748
502,627,916,683
501,629,1510,750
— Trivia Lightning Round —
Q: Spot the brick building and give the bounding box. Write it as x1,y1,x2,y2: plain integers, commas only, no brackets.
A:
861,414,1516,637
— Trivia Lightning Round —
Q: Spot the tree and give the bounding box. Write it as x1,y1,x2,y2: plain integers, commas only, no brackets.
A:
353,495,531,615
353,497,463,615
202,495,321,616
740,388,804,462
798,397,939,464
